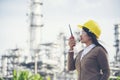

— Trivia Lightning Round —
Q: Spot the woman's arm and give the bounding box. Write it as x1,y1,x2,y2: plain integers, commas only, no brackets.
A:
97,47,110,80
67,51,76,71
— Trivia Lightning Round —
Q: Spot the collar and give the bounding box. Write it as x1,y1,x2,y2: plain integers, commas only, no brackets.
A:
84,44,96,51
80,44,96,60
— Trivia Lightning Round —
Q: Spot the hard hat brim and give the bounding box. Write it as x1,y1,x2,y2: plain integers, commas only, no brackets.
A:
78,25,83,28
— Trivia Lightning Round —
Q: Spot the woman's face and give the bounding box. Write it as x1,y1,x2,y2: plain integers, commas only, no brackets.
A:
80,29,91,43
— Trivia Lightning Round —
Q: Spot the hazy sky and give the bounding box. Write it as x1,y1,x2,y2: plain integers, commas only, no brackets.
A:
0,0,120,62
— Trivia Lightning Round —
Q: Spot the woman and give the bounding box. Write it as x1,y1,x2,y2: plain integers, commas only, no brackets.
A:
68,20,110,80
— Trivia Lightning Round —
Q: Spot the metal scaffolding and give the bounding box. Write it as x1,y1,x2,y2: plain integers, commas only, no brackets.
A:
1,48,20,78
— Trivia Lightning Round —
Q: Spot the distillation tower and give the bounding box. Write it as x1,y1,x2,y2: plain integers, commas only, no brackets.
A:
29,0,43,74
114,24,120,63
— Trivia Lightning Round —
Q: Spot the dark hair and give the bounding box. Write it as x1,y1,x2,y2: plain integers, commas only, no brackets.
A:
82,27,107,53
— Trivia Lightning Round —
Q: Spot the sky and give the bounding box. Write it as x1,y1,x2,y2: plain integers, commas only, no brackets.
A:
0,0,120,62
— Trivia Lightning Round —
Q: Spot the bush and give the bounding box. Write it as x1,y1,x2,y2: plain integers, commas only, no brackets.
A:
13,70,43,80
117,76,120,80
0,77,4,80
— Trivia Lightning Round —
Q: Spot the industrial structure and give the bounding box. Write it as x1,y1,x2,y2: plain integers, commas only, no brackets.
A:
29,0,44,74
0,48,20,79
114,24,120,62
109,24,120,79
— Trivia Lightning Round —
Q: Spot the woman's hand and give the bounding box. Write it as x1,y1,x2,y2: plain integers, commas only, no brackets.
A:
68,36,76,50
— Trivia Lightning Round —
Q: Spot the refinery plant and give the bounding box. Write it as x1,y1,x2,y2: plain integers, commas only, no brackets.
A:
0,0,120,80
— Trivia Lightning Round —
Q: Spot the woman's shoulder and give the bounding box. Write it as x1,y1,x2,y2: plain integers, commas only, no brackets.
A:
94,46,106,51
94,46,108,55
78,49,83,54
75,49,83,56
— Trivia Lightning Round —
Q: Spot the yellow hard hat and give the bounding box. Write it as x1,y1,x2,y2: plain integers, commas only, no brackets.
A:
78,20,101,38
